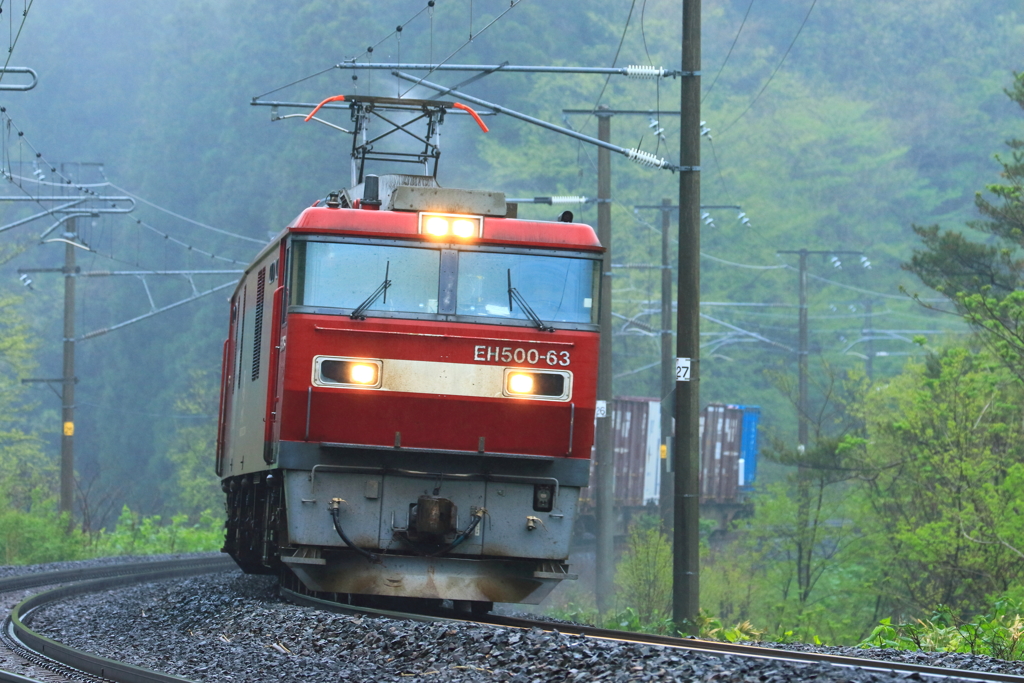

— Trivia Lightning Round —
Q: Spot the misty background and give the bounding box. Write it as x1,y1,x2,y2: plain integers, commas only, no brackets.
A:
0,0,1019,524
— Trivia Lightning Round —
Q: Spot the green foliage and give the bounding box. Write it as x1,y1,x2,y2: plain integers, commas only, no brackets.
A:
862,598,1024,660
614,515,672,626
859,347,1024,615
90,505,223,556
0,504,223,566
0,507,85,565
161,369,223,521
695,610,765,643
907,72,1024,380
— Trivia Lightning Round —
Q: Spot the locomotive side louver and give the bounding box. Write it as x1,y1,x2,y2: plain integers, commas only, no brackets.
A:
251,267,266,381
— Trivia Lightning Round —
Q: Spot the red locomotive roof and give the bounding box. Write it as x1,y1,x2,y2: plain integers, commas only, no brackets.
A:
286,206,603,251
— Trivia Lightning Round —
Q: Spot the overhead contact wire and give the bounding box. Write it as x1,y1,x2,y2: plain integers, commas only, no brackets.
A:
702,0,755,103
719,0,818,136
398,0,526,98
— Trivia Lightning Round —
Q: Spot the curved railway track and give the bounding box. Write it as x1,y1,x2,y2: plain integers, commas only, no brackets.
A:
4,555,1024,683
281,583,1024,683
0,556,235,683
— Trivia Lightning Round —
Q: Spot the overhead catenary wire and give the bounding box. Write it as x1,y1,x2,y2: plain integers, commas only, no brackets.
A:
0,111,255,270
398,0,525,97
252,1,436,101
104,180,264,245
718,0,818,136
0,0,33,87
702,0,755,103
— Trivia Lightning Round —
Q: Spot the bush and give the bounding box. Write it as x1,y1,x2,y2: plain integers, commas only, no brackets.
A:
862,599,1024,660
614,515,672,627
0,505,224,567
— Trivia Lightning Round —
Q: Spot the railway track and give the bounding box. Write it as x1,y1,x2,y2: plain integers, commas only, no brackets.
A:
5,555,1024,683
281,584,1024,683
0,555,235,683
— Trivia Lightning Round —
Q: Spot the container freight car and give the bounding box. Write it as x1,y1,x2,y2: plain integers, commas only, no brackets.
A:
579,400,759,536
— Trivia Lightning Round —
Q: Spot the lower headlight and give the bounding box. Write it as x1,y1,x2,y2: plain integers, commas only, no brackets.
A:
507,373,535,394
349,363,378,384
502,369,571,400
316,357,383,388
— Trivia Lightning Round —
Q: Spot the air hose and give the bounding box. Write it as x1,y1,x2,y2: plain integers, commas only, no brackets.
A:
329,498,381,564
429,508,487,558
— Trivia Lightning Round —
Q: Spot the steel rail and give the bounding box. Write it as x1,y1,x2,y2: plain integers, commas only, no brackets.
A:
281,586,1024,683
3,555,235,683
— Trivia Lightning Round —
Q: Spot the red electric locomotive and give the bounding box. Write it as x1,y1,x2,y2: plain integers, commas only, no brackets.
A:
217,96,602,611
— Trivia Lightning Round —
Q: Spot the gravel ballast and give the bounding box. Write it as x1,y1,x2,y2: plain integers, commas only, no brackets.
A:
25,570,1012,683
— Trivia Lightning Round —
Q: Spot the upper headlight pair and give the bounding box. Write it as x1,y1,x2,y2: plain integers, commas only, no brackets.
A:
419,212,482,239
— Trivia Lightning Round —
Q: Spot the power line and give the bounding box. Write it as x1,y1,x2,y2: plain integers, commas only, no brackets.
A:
104,180,264,245
252,1,436,101
398,0,526,97
0,0,33,87
719,0,818,136
702,0,755,103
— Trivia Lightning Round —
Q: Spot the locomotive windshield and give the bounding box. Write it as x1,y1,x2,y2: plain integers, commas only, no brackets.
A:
291,239,599,326
456,252,596,324
294,242,441,314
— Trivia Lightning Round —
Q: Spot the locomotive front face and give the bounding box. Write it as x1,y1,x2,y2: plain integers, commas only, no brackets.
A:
220,194,602,606
282,236,599,457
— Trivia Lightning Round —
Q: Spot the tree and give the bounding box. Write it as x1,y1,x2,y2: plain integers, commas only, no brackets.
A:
160,369,223,521
906,73,1024,379
859,347,1024,617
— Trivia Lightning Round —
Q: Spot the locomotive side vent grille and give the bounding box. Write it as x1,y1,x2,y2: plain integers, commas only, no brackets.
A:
252,267,266,381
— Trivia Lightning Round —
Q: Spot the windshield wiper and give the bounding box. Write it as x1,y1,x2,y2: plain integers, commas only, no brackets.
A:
350,261,391,320
507,269,554,332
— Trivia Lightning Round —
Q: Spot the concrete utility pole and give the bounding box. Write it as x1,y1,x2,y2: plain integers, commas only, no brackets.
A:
673,0,702,632
60,216,77,514
594,108,615,614
659,199,674,531
777,249,862,450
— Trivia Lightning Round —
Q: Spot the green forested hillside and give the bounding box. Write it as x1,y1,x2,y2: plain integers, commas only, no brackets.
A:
0,0,1021,639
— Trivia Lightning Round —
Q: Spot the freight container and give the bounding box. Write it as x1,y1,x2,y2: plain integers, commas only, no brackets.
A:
582,400,759,507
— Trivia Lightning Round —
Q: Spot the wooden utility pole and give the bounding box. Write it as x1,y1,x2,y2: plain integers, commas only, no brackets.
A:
595,108,615,613
673,0,702,632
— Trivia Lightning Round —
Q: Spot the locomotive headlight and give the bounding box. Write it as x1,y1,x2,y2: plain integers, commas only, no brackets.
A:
502,369,572,400
507,373,534,394
349,363,378,384
424,216,449,236
451,218,476,238
419,212,482,239
315,357,383,389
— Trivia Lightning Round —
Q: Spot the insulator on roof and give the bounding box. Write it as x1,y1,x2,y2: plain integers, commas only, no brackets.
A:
626,148,667,168
625,65,666,79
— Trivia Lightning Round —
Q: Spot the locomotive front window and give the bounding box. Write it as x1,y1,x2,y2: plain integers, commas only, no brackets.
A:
456,252,598,324
295,242,440,314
